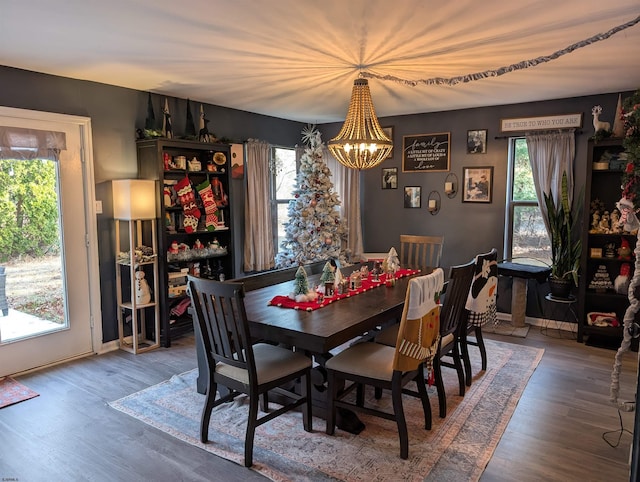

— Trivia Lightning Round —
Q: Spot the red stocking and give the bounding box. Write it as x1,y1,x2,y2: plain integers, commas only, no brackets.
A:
174,177,201,233
196,180,219,231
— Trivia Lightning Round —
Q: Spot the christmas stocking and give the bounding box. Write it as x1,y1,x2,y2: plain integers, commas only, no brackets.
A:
174,177,201,233
196,179,219,231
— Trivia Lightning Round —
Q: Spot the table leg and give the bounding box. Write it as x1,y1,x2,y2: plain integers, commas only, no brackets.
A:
511,277,527,328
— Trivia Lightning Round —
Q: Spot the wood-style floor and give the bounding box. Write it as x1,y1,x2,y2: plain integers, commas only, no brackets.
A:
0,327,636,481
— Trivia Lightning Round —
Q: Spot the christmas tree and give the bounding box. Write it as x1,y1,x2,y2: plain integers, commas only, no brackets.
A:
276,125,349,268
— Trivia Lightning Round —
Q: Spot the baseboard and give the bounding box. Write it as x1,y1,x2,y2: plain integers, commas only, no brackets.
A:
497,311,576,332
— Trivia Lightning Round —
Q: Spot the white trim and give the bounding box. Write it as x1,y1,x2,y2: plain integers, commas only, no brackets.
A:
0,106,104,356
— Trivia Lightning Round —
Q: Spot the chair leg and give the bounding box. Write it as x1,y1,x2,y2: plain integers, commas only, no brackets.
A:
303,371,313,433
433,357,446,418
261,392,269,412
325,370,337,435
200,381,217,443
244,392,259,467
460,329,473,387
452,346,465,397
476,326,487,371
374,387,383,399
391,376,409,459
415,365,432,430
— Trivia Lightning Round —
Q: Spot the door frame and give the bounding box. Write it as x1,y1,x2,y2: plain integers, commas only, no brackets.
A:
0,106,103,371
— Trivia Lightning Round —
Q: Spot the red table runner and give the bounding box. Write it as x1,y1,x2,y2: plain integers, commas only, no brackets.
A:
268,269,419,311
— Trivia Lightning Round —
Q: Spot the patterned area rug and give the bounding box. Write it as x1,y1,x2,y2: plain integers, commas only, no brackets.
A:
0,376,39,408
110,339,543,481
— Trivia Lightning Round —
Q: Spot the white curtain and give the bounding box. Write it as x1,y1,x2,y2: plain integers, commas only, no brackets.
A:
243,139,275,272
525,129,575,233
322,147,364,261
0,126,66,160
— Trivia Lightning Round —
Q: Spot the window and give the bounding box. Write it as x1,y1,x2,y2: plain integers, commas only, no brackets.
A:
271,146,297,253
505,137,551,265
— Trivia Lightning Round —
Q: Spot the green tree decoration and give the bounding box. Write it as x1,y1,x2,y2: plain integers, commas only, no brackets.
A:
185,98,196,138
144,92,156,130
275,125,349,268
320,261,335,283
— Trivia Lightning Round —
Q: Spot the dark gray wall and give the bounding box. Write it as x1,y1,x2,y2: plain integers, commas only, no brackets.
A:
321,90,632,317
0,65,304,342
1,63,631,333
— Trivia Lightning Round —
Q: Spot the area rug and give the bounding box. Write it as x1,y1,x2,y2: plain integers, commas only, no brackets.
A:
0,376,39,408
484,321,530,338
110,339,543,481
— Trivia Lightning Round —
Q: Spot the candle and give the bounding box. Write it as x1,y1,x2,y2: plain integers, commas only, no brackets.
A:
445,182,454,193
429,199,437,211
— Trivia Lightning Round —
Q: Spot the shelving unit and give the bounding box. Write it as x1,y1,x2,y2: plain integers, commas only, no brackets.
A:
115,217,160,353
577,138,633,346
137,138,234,347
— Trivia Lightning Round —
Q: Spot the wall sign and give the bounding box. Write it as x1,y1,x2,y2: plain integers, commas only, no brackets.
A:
402,132,450,172
500,113,583,132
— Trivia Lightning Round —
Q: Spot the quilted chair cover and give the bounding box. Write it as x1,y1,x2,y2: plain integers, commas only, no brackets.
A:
393,268,444,372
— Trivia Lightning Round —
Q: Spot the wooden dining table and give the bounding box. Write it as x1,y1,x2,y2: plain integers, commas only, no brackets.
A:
244,272,413,355
192,268,417,432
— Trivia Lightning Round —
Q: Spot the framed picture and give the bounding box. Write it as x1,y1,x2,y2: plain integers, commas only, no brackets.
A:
381,167,398,189
402,132,450,172
382,126,393,159
404,186,421,208
462,166,493,203
467,129,487,154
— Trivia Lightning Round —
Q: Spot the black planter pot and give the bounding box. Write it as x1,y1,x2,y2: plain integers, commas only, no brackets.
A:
548,276,572,299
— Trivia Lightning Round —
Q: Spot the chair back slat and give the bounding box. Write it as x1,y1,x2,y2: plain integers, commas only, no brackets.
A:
440,260,475,338
399,235,444,273
188,277,255,374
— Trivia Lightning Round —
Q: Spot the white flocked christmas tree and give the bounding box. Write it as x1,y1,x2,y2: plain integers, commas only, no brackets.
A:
276,125,349,268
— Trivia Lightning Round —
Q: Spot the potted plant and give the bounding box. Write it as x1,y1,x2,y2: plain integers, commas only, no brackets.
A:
543,171,582,299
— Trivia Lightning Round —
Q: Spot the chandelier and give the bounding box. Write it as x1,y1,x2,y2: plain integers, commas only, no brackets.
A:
328,78,392,170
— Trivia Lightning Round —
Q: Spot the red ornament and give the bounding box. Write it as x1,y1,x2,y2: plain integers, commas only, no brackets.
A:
626,162,634,173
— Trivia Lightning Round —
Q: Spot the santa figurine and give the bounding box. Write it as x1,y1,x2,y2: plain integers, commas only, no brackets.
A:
168,240,179,254
615,263,632,295
618,237,633,260
193,239,204,250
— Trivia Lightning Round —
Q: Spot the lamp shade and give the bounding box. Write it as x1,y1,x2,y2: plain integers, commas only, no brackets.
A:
112,179,156,220
328,78,393,170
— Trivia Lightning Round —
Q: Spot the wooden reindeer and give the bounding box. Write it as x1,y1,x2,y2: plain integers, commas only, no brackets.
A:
592,105,611,134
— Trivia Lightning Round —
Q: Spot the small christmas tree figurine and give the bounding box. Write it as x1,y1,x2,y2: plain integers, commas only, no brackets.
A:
276,125,349,268
289,265,318,302
320,260,336,284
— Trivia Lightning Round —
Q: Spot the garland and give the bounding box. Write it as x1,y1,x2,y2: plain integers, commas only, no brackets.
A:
363,16,640,87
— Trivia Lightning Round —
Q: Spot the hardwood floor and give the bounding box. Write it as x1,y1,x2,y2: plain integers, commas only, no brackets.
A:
0,327,636,481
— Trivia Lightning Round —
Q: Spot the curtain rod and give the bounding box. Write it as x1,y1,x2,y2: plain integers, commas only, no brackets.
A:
494,129,583,140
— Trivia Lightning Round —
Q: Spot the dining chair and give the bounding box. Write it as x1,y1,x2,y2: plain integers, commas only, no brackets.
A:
325,268,444,459
399,234,444,273
187,276,313,467
432,259,475,417
460,248,498,387
374,260,474,417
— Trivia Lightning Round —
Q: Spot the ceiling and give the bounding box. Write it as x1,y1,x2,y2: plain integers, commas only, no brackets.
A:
2,1,639,123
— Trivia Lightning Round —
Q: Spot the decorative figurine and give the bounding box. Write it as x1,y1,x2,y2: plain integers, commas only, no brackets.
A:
134,270,151,304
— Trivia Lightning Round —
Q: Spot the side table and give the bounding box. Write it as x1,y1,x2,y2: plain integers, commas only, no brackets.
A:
497,262,551,328
541,293,578,338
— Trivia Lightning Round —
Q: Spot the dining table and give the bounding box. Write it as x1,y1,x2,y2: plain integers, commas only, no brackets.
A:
193,266,418,432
